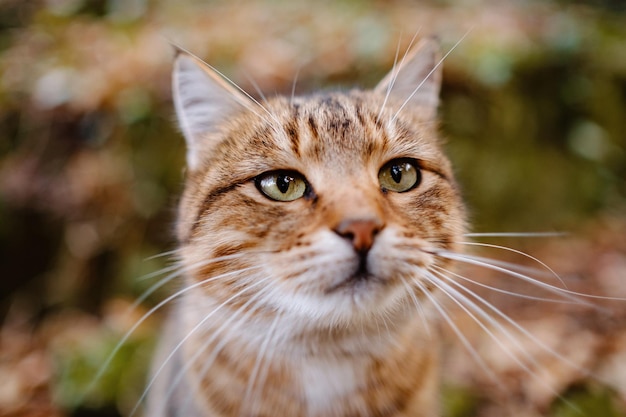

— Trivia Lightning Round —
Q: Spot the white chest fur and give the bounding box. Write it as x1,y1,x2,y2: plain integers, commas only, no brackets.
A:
297,356,365,415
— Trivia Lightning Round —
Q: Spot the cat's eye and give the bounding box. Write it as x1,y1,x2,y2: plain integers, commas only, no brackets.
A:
378,158,421,192
255,170,308,202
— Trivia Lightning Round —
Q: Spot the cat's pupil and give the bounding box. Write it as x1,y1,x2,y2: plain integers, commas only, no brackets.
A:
277,174,293,193
391,165,403,183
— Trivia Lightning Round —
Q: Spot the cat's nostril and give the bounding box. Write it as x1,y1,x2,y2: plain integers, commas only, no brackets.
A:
334,218,384,253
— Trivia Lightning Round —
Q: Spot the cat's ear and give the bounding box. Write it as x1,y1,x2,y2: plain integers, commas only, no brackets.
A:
173,50,253,170
375,38,442,119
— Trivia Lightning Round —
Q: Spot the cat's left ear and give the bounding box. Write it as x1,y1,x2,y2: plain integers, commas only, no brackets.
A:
173,49,254,170
375,38,442,119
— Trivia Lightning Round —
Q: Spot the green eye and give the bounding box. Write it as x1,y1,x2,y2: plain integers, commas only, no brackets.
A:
378,159,421,192
255,170,308,201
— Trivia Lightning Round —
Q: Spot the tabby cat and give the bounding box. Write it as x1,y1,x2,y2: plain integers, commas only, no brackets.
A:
146,38,466,417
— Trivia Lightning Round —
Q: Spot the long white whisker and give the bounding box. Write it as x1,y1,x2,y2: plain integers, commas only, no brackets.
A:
128,253,257,319
399,276,431,337
425,271,541,375
272,253,355,282
466,256,556,282
464,232,567,238
433,268,593,378
249,311,287,415
431,249,619,304
457,241,568,287
381,308,394,340
377,29,421,121
427,270,583,404
244,73,269,105
143,249,181,262
411,276,498,382
201,69,272,122
85,264,264,399
129,276,274,416
242,308,283,414
170,43,280,129
389,28,472,126
290,66,301,105
431,265,573,304
236,72,284,130
126,266,184,317
135,262,181,282
178,284,282,416
378,37,402,121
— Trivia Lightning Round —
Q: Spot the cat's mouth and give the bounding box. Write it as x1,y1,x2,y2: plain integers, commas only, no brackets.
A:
325,272,374,294
324,257,382,294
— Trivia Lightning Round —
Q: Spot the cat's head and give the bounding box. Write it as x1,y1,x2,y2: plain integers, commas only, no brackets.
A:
172,39,466,328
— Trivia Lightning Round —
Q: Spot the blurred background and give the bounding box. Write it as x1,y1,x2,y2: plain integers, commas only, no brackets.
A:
0,0,625,416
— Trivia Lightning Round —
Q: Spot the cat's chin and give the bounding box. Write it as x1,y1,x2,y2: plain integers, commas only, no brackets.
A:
320,273,409,321
323,271,381,294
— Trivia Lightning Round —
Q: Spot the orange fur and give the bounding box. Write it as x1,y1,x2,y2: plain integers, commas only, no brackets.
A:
147,39,465,417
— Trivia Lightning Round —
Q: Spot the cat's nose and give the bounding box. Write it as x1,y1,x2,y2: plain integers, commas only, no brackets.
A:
334,218,384,253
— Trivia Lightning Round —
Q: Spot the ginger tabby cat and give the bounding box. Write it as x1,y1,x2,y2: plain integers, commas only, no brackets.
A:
146,38,466,417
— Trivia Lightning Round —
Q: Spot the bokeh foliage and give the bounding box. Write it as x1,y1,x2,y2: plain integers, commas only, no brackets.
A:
0,0,625,416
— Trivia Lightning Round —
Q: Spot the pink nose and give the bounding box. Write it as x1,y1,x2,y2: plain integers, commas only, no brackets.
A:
334,218,384,252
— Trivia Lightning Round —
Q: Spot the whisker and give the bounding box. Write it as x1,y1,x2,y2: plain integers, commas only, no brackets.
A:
399,276,432,337
457,241,567,287
178,284,283,415
378,36,402,121
170,43,281,129
432,268,589,374
379,308,393,341
425,270,542,377
290,66,301,105
470,256,556,281
143,249,181,262
131,276,273,414
131,277,275,416
428,266,590,410
388,28,472,127
271,253,355,284
250,312,288,415
178,300,268,416
430,249,621,304
244,72,269,104
242,308,283,414
135,261,181,282
426,270,584,403
431,265,574,304
377,29,421,121
464,232,567,238
126,265,184,317
410,276,498,383
84,264,264,400
127,253,257,321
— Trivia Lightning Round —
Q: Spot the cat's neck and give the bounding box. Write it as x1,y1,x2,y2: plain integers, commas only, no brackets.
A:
182,286,426,358
176,296,439,416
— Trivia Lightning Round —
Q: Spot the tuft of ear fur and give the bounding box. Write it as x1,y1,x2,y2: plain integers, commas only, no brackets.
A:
375,38,442,119
172,49,253,170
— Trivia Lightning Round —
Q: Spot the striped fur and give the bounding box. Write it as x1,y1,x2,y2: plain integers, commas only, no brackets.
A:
147,39,466,417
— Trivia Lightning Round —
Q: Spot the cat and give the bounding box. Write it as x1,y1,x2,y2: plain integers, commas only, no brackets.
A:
145,38,467,417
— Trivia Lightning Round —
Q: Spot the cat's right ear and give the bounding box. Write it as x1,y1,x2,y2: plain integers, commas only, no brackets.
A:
173,49,253,170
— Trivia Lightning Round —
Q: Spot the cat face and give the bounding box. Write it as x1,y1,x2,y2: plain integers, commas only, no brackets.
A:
173,40,466,328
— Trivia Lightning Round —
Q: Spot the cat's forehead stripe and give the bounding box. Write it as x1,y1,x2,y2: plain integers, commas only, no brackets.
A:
267,93,447,176
285,103,307,158
278,93,387,164
196,90,451,183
